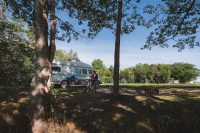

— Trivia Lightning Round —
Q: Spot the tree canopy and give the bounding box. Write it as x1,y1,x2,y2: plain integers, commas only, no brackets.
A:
171,63,199,83
91,59,199,84
120,63,199,84
54,49,79,61
144,0,200,51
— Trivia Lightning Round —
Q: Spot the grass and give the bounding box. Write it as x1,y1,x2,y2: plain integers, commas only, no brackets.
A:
0,86,200,133
100,83,200,88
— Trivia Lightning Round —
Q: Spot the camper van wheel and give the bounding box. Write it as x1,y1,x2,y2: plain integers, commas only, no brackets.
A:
60,80,68,89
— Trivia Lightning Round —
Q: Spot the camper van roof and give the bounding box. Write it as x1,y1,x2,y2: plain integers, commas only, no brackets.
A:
53,60,92,68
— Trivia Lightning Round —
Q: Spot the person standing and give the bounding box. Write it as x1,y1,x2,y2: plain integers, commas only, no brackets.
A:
91,70,99,92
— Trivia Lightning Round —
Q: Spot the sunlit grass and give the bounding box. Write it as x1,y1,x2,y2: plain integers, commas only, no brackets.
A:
100,83,200,88
156,95,185,102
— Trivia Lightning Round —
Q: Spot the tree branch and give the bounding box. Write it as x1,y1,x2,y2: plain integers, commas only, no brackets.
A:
172,0,196,38
55,16,88,39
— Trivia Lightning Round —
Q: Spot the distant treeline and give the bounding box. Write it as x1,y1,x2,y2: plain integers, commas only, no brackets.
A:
92,59,200,84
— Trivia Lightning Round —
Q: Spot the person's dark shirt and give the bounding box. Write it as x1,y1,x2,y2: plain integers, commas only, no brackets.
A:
91,74,98,81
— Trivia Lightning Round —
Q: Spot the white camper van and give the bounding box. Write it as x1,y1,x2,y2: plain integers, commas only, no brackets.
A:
51,60,93,88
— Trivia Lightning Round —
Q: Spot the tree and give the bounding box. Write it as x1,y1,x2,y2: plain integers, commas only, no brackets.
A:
68,49,79,60
4,0,116,132
158,64,171,83
54,49,79,61
120,67,135,83
148,64,158,83
4,0,158,130
54,50,69,61
91,60,114,83
107,66,114,83
144,0,200,51
112,0,122,94
104,68,113,83
119,63,199,84
95,0,149,95
0,5,35,87
30,1,51,132
134,64,149,83
3,0,57,130
171,63,199,83
92,59,107,82
58,0,151,94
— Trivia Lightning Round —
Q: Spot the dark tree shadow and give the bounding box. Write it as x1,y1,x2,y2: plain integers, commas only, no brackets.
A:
0,88,32,133
47,87,200,133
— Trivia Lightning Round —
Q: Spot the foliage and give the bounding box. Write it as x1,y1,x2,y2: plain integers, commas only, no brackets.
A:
104,66,113,83
91,59,199,84
158,64,171,83
4,0,117,42
0,9,35,87
134,63,149,83
147,64,158,83
144,0,200,51
92,59,106,82
120,67,135,83
171,63,199,83
120,63,199,84
91,59,114,83
54,49,79,61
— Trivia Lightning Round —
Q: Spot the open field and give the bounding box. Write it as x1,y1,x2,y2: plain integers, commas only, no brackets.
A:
0,86,200,133
100,83,200,88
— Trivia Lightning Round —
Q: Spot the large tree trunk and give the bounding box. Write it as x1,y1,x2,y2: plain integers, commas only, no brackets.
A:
113,0,122,95
31,0,51,132
49,0,56,64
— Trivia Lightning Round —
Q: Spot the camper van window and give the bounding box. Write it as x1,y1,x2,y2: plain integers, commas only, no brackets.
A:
82,69,87,75
75,68,81,75
52,67,61,74
89,70,92,74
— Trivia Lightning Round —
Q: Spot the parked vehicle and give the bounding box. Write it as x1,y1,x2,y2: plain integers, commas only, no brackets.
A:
51,60,93,88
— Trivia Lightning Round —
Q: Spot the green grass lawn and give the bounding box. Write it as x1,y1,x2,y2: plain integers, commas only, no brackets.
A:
100,83,200,88
0,86,200,133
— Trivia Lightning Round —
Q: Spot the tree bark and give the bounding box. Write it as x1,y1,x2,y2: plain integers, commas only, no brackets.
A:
31,0,51,132
113,0,122,95
49,0,56,64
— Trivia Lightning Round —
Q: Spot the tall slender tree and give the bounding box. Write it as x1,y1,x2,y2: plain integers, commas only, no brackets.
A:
108,0,149,94
113,0,122,95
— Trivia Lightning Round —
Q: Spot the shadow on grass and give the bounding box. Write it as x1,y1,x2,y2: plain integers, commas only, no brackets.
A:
1,87,200,133
0,88,31,133
47,87,200,133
